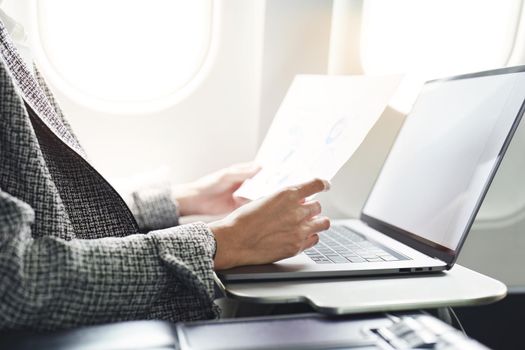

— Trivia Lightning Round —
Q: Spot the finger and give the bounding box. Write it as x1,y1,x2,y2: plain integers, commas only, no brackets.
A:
299,201,322,220
233,196,251,207
303,216,331,234
295,178,330,199
302,233,320,250
224,164,261,183
229,180,247,192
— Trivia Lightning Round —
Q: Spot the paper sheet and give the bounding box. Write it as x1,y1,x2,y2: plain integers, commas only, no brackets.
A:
235,74,402,200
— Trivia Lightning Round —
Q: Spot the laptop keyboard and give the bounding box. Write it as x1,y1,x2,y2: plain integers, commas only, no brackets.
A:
304,225,408,264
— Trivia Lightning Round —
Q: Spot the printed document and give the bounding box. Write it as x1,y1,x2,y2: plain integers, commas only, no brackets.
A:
235,74,402,200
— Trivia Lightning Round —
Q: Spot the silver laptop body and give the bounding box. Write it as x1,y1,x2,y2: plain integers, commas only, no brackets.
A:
218,66,525,282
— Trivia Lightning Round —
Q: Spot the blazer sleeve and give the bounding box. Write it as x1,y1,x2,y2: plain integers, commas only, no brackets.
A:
0,189,218,331
127,185,181,231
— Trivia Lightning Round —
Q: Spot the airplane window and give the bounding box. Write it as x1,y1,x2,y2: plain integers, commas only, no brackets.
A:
35,0,213,114
360,0,522,113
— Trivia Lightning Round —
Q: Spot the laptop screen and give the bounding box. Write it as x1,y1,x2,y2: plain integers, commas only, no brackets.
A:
362,68,525,258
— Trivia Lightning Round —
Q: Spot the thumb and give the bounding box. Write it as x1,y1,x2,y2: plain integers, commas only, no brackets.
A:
225,164,261,183
233,195,251,208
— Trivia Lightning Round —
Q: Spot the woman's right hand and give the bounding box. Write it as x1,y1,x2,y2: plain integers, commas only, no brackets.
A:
209,178,330,270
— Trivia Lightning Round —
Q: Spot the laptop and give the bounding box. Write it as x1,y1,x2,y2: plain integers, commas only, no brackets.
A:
218,66,525,281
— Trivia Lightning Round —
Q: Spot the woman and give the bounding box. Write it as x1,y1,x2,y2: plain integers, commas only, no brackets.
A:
0,8,329,331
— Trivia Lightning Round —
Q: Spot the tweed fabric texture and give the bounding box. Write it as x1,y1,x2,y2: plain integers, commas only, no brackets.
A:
34,66,181,232
129,186,181,232
0,21,218,331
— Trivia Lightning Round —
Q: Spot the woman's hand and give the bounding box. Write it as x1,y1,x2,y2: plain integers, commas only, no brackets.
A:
172,163,260,216
209,178,331,270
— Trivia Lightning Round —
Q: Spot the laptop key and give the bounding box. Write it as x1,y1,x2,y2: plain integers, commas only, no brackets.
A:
369,249,387,254
366,258,383,262
348,234,365,242
347,257,366,263
304,250,318,255
328,256,349,263
381,256,399,261
325,254,340,258
318,250,333,255
333,249,349,253
359,254,378,259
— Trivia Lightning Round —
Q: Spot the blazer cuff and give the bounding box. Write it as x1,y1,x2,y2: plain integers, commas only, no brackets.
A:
129,186,180,231
149,222,219,319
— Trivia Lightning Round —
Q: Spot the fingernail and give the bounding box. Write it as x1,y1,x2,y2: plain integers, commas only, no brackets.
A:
324,180,331,191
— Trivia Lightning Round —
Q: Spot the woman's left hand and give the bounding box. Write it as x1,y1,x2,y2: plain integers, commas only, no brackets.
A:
173,163,260,216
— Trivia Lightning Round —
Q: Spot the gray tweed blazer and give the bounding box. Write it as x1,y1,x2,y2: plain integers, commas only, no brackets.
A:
0,21,218,331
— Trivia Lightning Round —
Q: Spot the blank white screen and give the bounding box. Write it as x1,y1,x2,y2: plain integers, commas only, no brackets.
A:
363,71,525,250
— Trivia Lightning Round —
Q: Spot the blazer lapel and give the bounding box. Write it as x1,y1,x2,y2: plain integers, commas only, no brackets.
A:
0,21,87,159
